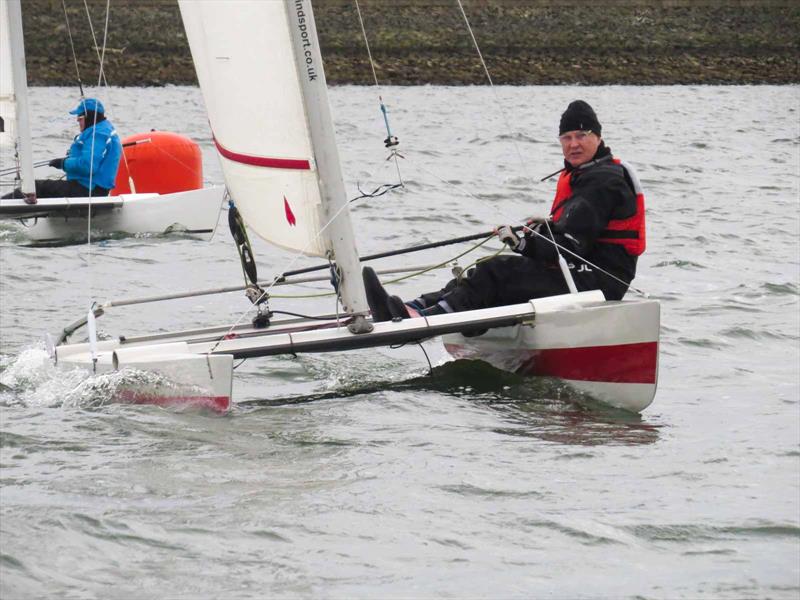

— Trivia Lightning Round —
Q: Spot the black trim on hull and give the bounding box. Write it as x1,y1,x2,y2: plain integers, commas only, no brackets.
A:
0,201,122,218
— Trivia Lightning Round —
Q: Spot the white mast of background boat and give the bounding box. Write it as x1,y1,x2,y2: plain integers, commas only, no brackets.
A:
0,0,36,200
178,0,370,333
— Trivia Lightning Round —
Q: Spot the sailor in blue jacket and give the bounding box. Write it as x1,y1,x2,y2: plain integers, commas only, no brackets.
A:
3,97,122,200
51,98,123,196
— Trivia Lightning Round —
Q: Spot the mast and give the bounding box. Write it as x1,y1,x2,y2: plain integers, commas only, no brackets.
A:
3,0,35,197
284,0,371,331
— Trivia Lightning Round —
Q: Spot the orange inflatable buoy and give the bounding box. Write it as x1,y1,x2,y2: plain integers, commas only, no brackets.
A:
112,131,203,195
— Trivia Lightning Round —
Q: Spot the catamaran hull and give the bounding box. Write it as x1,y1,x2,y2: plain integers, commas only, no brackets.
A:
442,297,660,412
56,341,234,413
53,291,660,413
2,186,225,242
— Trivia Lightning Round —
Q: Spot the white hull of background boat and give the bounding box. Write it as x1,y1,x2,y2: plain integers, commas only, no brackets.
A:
0,186,225,242
53,290,660,414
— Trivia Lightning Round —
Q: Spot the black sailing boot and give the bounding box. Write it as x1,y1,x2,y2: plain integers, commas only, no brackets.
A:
387,295,411,320
362,266,393,322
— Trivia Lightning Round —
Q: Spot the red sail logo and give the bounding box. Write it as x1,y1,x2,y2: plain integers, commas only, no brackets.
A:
284,196,297,226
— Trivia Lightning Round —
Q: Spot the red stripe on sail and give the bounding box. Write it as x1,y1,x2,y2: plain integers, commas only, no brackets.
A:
284,196,297,226
444,341,658,384
213,136,310,170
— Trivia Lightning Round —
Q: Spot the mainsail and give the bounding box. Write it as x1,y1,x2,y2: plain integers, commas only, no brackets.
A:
178,0,368,317
0,0,35,196
179,0,327,256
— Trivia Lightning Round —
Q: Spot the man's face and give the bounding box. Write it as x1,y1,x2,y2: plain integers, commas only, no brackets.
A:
77,114,86,131
560,130,601,167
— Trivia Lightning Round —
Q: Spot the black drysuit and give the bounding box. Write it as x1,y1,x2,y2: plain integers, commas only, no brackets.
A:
419,144,638,312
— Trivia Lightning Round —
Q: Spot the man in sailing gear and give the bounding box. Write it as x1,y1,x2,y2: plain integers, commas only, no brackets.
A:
363,100,645,322
2,98,122,200
60,98,122,195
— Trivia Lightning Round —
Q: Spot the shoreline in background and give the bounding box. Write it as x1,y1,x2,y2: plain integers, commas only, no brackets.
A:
22,1,800,87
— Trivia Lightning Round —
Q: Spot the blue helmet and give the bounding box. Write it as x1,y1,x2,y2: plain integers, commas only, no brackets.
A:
69,97,105,116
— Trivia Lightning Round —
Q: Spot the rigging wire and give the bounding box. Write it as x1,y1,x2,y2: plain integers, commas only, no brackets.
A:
353,0,403,178
80,0,139,189
61,0,85,96
454,0,537,193
77,0,111,335
354,0,381,91
81,0,110,88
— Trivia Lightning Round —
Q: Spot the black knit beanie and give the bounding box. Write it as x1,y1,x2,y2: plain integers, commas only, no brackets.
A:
559,100,601,136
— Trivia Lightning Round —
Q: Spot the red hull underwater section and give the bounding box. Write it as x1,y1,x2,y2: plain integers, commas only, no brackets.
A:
117,390,231,413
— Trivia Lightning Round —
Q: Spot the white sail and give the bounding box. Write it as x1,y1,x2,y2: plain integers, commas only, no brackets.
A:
178,0,368,317
0,0,35,196
178,0,327,256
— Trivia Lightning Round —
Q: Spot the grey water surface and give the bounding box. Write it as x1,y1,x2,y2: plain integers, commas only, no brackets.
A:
1,85,798,599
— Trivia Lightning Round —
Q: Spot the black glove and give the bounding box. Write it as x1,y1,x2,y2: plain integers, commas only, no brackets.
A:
49,158,65,170
496,225,525,253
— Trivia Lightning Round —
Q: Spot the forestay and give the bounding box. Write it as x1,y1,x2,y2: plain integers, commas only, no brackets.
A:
178,1,327,256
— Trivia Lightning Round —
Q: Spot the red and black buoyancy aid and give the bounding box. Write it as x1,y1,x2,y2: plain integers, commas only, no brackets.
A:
550,158,646,256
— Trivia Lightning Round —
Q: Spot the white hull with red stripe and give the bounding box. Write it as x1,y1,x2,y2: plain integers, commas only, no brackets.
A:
443,292,660,412
54,290,659,413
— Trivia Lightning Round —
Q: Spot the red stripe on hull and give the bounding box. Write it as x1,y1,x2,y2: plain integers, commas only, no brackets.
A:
117,390,231,413
445,341,658,384
213,136,310,170
519,342,658,383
